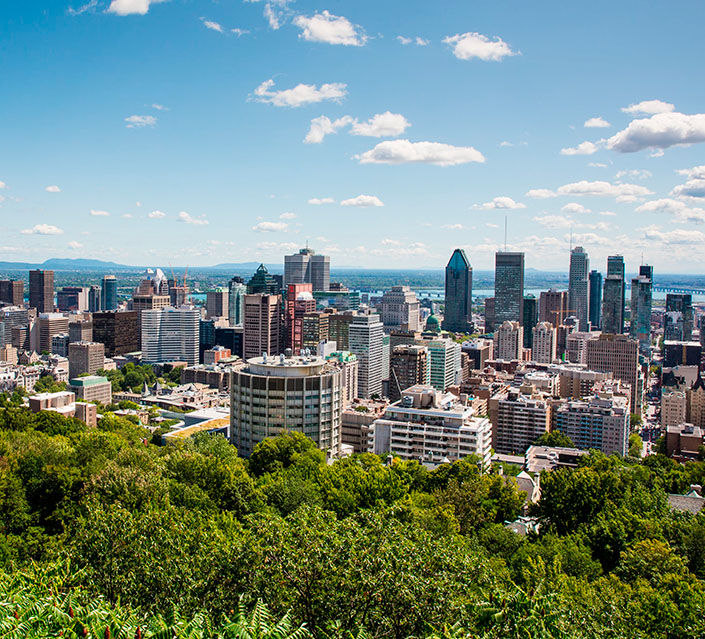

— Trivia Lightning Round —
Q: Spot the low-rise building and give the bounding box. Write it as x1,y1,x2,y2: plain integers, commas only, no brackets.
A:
489,384,552,455
665,423,704,462
69,375,113,405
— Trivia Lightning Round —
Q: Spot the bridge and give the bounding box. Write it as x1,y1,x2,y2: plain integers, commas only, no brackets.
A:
650,286,705,295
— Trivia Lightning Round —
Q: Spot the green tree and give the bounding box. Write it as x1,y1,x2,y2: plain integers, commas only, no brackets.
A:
534,431,575,448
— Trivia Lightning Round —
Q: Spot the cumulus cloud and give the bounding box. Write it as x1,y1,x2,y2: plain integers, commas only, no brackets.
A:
253,79,347,108
256,241,299,251
356,139,485,166
293,10,367,46
534,215,573,228
560,141,599,155
584,117,610,128
474,196,526,210
443,32,518,61
621,99,675,116
279,212,297,219
125,114,156,128
600,211,617,216
45,185,61,193
556,180,652,199
525,188,557,199
350,112,410,137
607,112,705,153
202,19,224,32
671,165,705,198
635,198,705,224
68,241,83,249
253,221,288,232
561,202,590,214
304,115,353,143
308,197,335,205
107,0,168,16
21,224,64,235
90,209,110,216
641,225,705,245
177,211,208,225
148,210,166,219
340,195,384,207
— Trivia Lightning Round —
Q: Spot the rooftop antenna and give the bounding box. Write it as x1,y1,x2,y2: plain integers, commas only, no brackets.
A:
504,215,507,252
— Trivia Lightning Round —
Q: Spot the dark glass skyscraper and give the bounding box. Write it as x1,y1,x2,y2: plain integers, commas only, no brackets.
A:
630,265,653,354
665,293,694,341
601,255,625,334
588,270,602,329
568,246,589,330
88,285,101,313
494,252,524,325
522,294,538,349
442,248,473,333
101,275,118,311
29,269,54,313
247,264,280,295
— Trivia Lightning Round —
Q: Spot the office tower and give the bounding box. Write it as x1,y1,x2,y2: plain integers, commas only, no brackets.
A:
662,390,687,428
68,341,105,378
565,331,592,364
247,264,280,295
0,280,24,306
228,276,246,327
539,289,569,328
423,337,461,391
206,288,229,320
69,319,93,343
493,320,523,360
284,247,330,292
88,285,101,313
303,311,329,351
37,313,69,353
494,252,525,324
349,312,384,398
215,326,243,359
389,344,429,402
325,351,358,407
442,248,473,333
141,307,200,365
663,341,701,368
51,333,70,357
92,311,139,357
491,388,551,455
243,294,281,360
665,293,694,341
483,297,495,333
101,275,118,311
462,339,493,370
380,286,421,332
230,353,343,456
568,246,590,331
522,295,538,349
29,270,54,313
589,270,603,329
532,322,556,363
286,283,316,353
586,333,639,411
57,287,89,312
328,311,354,350
602,255,625,334
134,268,169,296
630,265,653,354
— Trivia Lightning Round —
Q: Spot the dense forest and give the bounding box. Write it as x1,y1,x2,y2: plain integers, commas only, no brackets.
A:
1,394,704,638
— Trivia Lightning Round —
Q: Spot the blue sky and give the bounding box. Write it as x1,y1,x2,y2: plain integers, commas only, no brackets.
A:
2,0,705,272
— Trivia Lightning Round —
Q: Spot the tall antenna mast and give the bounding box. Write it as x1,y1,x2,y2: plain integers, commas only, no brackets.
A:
504,215,507,252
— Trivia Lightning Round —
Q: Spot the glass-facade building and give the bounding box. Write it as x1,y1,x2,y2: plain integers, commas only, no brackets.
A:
494,252,525,325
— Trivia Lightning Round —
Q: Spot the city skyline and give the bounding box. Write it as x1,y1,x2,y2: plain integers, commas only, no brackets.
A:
2,1,705,271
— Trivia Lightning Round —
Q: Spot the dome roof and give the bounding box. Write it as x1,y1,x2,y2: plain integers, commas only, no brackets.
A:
425,314,441,333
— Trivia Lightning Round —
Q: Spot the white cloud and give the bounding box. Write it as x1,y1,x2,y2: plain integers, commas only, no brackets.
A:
256,241,299,251
671,165,705,199
293,11,367,46
253,79,347,108
263,3,283,30
0,181,6,189
584,117,611,128
279,212,297,219
397,36,412,45
45,185,61,193
443,32,518,61
304,115,353,143
560,141,599,155
350,111,410,137
641,225,705,245
68,241,83,249
253,221,288,232
68,0,98,15
607,112,705,153
615,169,652,180
125,114,156,128
308,197,335,205
415,37,429,46
121,213,133,218
340,195,384,207
599,211,617,216
106,0,168,16
621,99,675,116
561,202,590,214
556,180,652,199
635,198,705,224
232,28,250,37
441,223,464,230
397,36,428,46
356,139,485,166
90,209,110,216
474,196,526,210
148,210,166,219
534,215,573,228
588,162,608,168
676,165,705,180
202,19,224,33
150,103,168,111
21,224,64,235
177,211,208,225
525,188,557,199
568,232,611,246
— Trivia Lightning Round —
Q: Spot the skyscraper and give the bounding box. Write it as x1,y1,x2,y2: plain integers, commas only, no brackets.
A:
284,248,330,292
92,311,139,357
665,293,694,341
206,288,229,320
630,265,653,354
0,280,24,306
243,294,281,360
141,306,200,365
522,294,538,349
286,283,316,353
88,285,101,313
493,320,523,360
442,248,473,333
601,255,625,335
589,270,602,330
29,270,54,313
494,252,524,325
247,264,280,295
532,322,557,364
586,333,640,411
101,275,118,311
539,289,568,328
348,311,384,398
568,246,590,331
380,286,421,332
389,344,429,402
228,276,246,327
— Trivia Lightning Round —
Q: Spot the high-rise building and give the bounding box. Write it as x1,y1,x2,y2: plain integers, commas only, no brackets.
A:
328,311,354,350
349,311,384,398
284,247,330,292
101,275,118,311
57,287,89,312
247,264,280,295
630,265,653,354
522,294,538,349
88,285,101,313
51,333,70,357
423,337,462,392
585,333,639,411
286,283,316,353
532,322,556,363
490,387,551,455
92,311,139,356
243,294,281,360
0,280,24,306
665,293,694,342
141,307,200,365
493,320,523,360
37,313,69,353
389,344,429,402
602,255,625,334
228,276,246,327
494,252,524,325
302,311,329,351
539,289,568,328
68,341,105,378
230,353,343,456
442,249,473,333
568,246,590,331
69,319,93,343
483,297,495,333
206,288,229,320
29,270,54,313
588,270,602,329
380,286,421,332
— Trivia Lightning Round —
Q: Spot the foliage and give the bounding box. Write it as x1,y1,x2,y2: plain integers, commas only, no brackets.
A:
534,430,575,448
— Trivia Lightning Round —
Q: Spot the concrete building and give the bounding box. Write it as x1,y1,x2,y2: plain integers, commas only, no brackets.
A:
494,252,524,325
69,319,93,343
380,286,420,332
665,293,694,342
568,246,590,331
69,375,113,405
666,423,704,462
663,341,702,368
348,311,384,398
341,398,388,453
29,270,54,313
494,320,523,361
284,247,330,292
325,351,359,406
286,283,316,353
662,390,687,428
630,265,653,354
423,337,462,392
68,341,105,378
51,333,70,357
687,376,705,429
101,275,118,311
564,331,595,365
490,385,551,455
327,311,354,350
389,344,429,402
462,339,493,370
92,311,139,357
588,270,602,330
0,280,24,306
442,248,473,333
37,313,69,354
586,333,640,412
539,289,569,328
57,287,89,312
203,345,231,365
206,288,229,320
302,312,329,351
141,306,200,365
243,294,281,361
602,255,625,335
230,354,343,457
531,322,556,364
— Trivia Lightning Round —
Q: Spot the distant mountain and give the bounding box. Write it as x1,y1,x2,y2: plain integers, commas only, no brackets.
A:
209,262,282,273
0,258,136,271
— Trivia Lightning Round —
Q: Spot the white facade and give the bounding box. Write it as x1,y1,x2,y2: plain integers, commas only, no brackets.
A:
662,390,687,428
531,322,556,364
141,306,199,365
379,286,421,331
349,312,384,398
494,320,523,360
424,338,462,391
